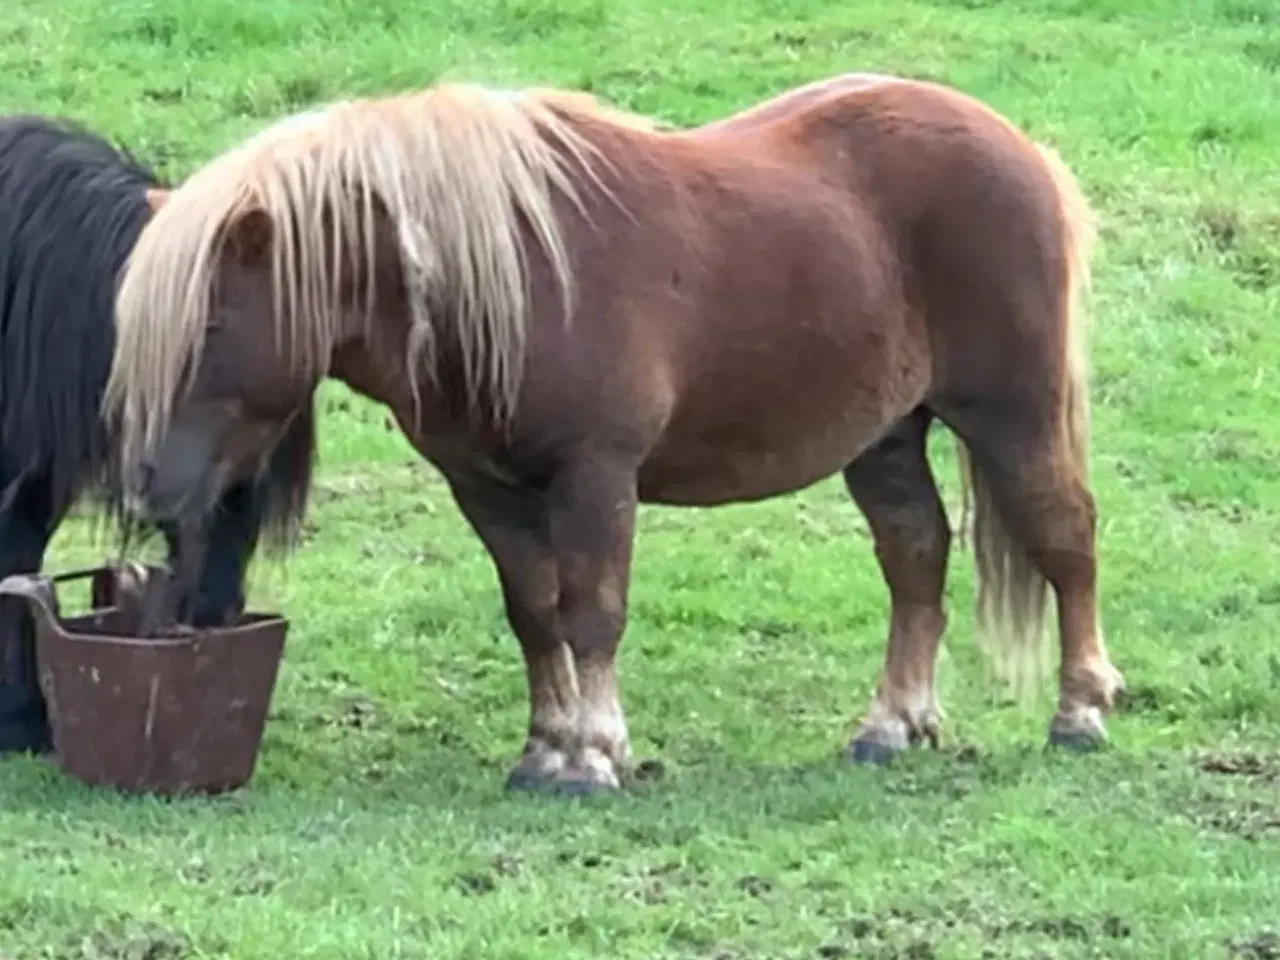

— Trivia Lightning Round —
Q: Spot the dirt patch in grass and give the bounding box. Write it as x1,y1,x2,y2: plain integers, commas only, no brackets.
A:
1195,205,1280,290
1183,751,1280,841
1198,751,1280,783
804,903,1134,959
45,919,196,960
1228,930,1280,960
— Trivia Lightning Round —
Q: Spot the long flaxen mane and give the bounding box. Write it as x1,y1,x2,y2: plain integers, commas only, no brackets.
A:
106,82,624,478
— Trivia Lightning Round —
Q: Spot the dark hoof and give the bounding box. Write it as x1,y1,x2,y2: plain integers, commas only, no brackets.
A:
504,765,618,797
504,768,549,793
548,775,614,798
845,739,899,767
1047,728,1106,753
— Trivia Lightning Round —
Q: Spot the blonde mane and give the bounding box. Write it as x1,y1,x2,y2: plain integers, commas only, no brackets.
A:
105,82,630,471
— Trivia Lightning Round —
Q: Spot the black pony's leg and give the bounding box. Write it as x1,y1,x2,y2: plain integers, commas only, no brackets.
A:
0,478,56,754
161,479,267,628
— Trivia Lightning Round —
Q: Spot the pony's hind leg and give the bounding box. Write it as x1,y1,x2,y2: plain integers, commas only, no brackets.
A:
0,477,55,754
945,400,1125,750
843,410,952,765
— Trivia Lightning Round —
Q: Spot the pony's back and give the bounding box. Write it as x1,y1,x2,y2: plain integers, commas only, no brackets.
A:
0,117,160,515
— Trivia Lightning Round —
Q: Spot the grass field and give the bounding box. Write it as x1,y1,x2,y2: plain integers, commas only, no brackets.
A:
3,0,1280,956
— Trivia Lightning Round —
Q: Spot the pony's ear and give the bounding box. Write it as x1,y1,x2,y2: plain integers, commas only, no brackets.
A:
144,188,169,213
223,207,274,265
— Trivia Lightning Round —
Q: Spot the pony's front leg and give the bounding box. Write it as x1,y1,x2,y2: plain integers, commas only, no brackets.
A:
540,459,637,794
0,480,55,754
447,475,588,793
454,459,637,795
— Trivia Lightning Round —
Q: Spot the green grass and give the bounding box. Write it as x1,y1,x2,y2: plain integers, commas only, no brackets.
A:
3,0,1280,956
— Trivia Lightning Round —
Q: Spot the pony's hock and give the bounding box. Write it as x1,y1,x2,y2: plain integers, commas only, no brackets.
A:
0,565,288,796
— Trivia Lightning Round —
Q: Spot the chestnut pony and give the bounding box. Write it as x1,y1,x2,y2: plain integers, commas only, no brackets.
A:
105,73,1126,794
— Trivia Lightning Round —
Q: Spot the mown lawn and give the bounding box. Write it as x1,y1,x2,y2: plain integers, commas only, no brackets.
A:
2,0,1279,957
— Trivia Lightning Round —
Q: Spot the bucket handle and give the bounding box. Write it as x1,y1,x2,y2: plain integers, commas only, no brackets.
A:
0,561,155,632
48,565,117,585
0,574,60,632
57,562,157,610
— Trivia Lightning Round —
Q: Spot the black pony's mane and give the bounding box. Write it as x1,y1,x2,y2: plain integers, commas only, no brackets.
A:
0,116,316,547
0,116,158,518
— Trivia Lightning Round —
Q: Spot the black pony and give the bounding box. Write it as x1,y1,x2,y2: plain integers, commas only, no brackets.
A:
0,116,315,754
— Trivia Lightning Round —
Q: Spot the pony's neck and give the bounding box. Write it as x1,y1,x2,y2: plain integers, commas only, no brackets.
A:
327,323,449,438
330,334,407,411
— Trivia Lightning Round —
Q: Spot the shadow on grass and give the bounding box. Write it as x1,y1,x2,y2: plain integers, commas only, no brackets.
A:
0,734,1157,821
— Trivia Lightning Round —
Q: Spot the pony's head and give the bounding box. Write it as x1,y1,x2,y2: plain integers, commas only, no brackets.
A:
105,83,605,533
124,203,318,527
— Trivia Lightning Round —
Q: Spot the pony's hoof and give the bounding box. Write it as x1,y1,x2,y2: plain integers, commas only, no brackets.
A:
844,738,899,766
504,747,621,797
1048,704,1109,754
504,768,549,793
547,774,616,798
1047,727,1107,753
504,768,618,797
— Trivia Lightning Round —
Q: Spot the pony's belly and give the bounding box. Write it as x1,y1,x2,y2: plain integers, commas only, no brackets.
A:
638,455,841,505
636,412,900,506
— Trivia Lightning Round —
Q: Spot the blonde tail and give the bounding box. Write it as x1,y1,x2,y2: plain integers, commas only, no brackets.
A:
956,141,1098,701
